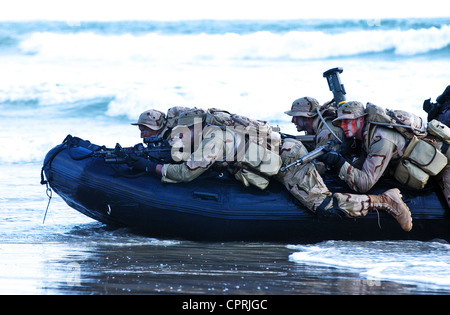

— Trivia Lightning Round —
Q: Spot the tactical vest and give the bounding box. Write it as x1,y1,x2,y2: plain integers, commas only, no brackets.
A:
205,108,282,190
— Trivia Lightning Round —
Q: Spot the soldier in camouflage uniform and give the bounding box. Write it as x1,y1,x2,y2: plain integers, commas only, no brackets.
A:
131,105,413,231
133,107,194,140
318,101,450,210
319,101,407,192
276,101,413,231
285,97,344,147
131,109,167,139
131,108,267,185
284,97,347,174
159,108,240,183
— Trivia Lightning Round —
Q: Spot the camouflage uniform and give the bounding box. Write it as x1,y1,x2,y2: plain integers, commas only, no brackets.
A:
276,101,412,231
338,123,408,193
161,109,216,183
285,97,344,147
275,138,371,217
159,106,193,140
331,102,449,199
161,108,282,187
162,127,239,183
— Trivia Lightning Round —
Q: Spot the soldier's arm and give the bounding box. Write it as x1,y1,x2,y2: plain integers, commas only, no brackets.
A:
161,128,227,183
338,136,397,193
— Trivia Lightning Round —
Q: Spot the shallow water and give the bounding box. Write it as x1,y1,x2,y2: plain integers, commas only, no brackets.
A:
1,164,449,295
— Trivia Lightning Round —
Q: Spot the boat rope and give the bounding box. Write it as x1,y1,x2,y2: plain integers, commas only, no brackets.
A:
40,135,73,223
42,182,52,224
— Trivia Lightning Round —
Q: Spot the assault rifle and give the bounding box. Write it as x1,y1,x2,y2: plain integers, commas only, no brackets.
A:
98,136,173,164
279,140,337,172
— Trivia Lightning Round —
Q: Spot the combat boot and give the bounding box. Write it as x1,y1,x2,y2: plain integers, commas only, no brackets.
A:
368,188,413,232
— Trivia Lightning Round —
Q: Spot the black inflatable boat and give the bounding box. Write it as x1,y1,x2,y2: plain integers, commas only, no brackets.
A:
41,135,450,242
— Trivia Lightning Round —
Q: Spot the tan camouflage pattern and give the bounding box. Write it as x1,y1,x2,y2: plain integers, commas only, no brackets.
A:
158,106,193,139
131,109,166,131
338,121,450,208
332,101,367,125
275,138,371,218
338,126,408,193
315,119,344,147
162,125,239,183
284,97,320,117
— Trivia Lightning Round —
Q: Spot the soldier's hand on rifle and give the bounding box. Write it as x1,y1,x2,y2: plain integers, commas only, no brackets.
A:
114,144,137,167
316,151,346,170
133,157,159,175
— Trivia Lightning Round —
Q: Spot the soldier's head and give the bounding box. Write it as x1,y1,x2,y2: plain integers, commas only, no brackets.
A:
131,109,167,138
332,101,367,139
284,97,320,134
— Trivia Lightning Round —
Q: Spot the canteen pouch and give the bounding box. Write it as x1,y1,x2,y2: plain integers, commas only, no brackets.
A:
427,119,450,143
394,135,447,189
394,159,429,189
233,142,282,190
403,136,447,176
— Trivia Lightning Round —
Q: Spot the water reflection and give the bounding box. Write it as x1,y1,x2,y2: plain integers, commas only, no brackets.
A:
1,221,448,295
11,233,422,294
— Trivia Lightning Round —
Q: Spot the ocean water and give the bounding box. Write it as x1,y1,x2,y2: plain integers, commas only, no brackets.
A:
1,18,450,295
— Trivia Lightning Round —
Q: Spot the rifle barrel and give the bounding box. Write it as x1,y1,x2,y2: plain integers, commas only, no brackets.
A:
279,143,331,172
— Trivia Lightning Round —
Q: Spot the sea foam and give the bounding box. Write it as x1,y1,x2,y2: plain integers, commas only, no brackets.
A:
18,25,450,62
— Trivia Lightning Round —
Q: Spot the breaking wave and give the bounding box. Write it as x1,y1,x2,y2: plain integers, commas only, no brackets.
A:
18,25,450,61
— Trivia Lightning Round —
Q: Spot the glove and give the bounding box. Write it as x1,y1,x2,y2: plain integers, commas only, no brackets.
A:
114,144,138,167
316,151,346,169
132,157,158,175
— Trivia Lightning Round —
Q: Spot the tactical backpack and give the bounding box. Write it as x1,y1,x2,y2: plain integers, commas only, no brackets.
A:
365,102,427,139
366,103,448,189
205,108,282,190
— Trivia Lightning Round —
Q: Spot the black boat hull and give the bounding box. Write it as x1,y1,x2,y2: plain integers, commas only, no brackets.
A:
43,138,450,242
